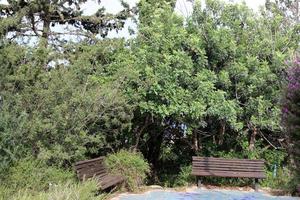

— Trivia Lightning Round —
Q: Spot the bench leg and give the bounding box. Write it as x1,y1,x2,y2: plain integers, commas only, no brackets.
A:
254,178,259,191
197,178,202,187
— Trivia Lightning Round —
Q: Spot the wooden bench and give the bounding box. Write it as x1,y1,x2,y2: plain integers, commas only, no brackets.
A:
191,156,266,190
74,157,124,190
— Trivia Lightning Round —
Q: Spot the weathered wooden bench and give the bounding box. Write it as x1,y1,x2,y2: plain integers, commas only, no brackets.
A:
191,156,266,191
74,157,124,190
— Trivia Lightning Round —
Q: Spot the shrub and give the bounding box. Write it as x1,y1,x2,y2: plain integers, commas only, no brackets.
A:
105,150,150,191
173,165,195,187
261,167,294,190
3,157,75,192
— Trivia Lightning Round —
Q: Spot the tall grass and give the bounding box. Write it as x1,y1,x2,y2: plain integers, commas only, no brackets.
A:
0,180,107,200
0,158,108,200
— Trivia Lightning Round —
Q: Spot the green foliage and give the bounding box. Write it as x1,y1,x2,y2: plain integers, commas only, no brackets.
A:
127,0,298,189
0,0,299,193
0,157,109,200
105,150,150,191
262,167,294,190
0,0,132,46
2,157,74,192
173,165,195,187
0,180,107,200
0,41,134,168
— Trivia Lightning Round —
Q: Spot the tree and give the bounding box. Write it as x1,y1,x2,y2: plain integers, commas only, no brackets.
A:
188,0,299,155
0,0,132,46
282,56,300,178
0,39,134,169
265,0,299,24
122,0,242,179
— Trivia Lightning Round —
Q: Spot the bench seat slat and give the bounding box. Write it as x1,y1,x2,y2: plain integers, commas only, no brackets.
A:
75,157,104,166
193,165,264,169
193,160,264,165
77,170,108,181
100,175,124,190
75,161,105,170
76,165,106,174
192,170,266,178
192,162,264,166
193,163,264,168
192,167,264,172
193,156,265,163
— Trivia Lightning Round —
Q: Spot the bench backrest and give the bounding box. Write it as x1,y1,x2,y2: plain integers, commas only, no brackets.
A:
192,156,266,179
74,157,107,181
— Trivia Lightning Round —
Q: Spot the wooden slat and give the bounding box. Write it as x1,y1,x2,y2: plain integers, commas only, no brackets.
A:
192,167,264,172
192,162,264,167
75,166,105,173
74,160,104,169
193,160,264,165
192,169,265,176
100,175,124,188
193,156,265,163
100,175,124,190
191,170,266,178
193,164,264,170
77,168,106,178
193,156,265,161
75,157,104,166
74,157,124,190
79,174,106,181
193,162,264,166
75,161,105,170
77,169,107,180
191,156,266,179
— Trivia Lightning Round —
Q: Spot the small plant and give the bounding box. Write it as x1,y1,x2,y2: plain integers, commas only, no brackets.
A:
105,150,150,191
173,165,195,187
261,167,293,189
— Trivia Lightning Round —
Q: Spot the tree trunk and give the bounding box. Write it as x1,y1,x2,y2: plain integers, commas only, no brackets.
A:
213,135,216,145
146,127,164,183
249,126,257,151
198,131,203,151
148,130,163,166
192,129,199,152
218,120,226,145
295,0,299,23
41,8,50,47
133,115,150,152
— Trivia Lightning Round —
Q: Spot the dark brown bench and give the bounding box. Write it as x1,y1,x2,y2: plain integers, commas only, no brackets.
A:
191,156,266,190
74,157,124,190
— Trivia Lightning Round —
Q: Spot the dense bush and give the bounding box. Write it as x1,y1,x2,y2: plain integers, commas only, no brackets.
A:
1,158,74,193
105,150,150,191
